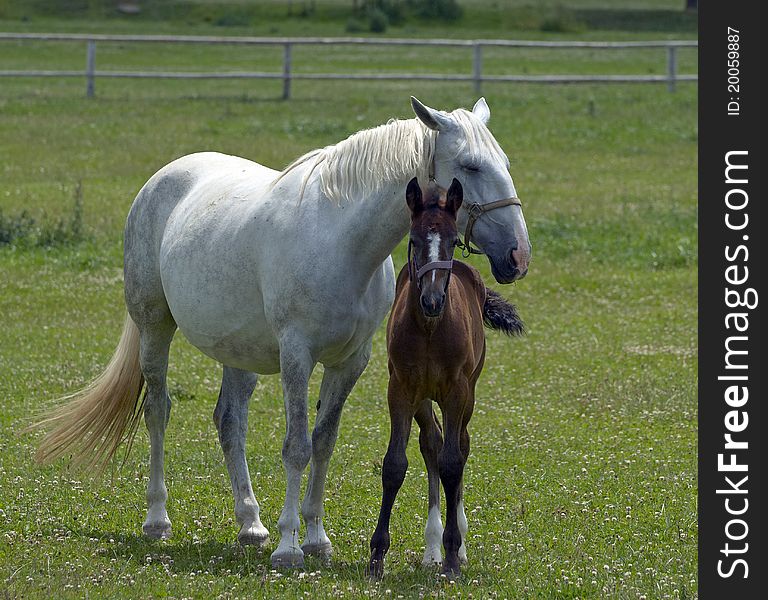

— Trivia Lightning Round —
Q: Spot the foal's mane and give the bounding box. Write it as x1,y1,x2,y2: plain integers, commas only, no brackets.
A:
273,108,506,204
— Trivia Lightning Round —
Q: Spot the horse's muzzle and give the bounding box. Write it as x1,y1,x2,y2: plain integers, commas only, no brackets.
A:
420,292,446,318
511,245,531,277
489,246,530,284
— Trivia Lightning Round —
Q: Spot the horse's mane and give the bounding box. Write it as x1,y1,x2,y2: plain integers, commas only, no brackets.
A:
448,108,509,170
273,108,507,204
273,118,435,203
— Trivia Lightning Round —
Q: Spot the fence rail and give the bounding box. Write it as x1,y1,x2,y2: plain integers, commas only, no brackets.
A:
0,32,698,98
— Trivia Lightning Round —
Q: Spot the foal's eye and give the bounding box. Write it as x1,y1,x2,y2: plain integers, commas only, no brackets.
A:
462,164,481,173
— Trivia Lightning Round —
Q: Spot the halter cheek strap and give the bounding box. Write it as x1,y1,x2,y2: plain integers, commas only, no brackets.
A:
427,156,522,258
457,197,522,258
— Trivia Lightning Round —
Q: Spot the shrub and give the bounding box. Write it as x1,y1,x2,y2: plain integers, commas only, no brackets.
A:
345,17,366,33
539,9,586,33
414,0,463,21
368,8,389,32
0,183,85,248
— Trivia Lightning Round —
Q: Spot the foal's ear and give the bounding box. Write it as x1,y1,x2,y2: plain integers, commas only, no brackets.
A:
446,178,464,214
406,177,423,213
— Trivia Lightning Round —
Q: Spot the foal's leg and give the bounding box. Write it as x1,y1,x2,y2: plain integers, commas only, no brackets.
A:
301,342,371,558
138,318,176,539
457,429,471,565
271,333,315,568
415,402,444,567
213,366,270,547
456,369,479,564
438,380,470,577
368,380,414,579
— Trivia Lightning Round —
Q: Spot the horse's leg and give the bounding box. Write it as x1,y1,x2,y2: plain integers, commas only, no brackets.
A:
137,318,176,539
301,342,371,558
415,402,444,568
368,379,414,579
457,429,470,565
271,334,315,569
438,379,470,577
213,366,270,547
456,349,481,564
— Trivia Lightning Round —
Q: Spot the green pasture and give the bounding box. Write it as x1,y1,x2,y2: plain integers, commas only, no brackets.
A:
1,2,697,598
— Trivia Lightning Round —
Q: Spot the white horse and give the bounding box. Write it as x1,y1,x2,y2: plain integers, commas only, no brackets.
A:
35,97,531,568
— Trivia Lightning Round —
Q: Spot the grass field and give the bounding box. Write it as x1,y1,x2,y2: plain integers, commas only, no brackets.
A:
0,2,697,598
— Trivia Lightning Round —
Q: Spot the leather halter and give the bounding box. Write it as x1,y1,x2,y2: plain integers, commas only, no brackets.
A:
427,159,522,258
457,197,522,258
407,239,454,291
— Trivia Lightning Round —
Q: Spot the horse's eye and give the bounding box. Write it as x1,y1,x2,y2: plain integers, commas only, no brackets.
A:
462,164,480,173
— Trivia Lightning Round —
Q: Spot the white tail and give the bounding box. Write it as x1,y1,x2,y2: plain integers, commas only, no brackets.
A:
32,315,145,471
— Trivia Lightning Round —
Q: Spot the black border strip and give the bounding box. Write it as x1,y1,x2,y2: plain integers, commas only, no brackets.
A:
699,3,767,597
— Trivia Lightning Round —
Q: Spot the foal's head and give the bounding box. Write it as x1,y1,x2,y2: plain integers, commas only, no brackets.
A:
406,177,463,318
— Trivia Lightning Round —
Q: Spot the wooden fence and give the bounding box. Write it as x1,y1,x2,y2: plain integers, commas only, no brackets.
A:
0,32,698,99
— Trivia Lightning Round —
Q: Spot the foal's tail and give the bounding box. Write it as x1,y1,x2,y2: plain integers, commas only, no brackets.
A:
30,315,146,472
483,289,525,336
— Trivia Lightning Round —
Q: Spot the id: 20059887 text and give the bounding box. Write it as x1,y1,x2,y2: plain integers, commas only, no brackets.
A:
727,27,740,116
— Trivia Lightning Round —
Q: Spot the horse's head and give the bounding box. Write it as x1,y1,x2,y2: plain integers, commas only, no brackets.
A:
405,177,462,318
411,96,531,284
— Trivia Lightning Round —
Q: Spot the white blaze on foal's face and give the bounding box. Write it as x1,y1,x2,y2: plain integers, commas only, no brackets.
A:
426,232,441,284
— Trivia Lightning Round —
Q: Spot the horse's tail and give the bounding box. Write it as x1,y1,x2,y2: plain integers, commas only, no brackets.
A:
31,314,146,472
482,289,525,336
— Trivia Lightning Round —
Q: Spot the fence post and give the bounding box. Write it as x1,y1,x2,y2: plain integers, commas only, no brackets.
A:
473,42,483,94
282,42,292,100
666,45,677,92
86,39,96,98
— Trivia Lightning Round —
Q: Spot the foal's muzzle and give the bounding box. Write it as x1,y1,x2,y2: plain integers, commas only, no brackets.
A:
407,240,454,317
415,264,452,318
420,291,446,318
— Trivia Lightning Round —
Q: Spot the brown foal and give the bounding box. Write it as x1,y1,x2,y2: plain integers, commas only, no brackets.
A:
368,177,524,578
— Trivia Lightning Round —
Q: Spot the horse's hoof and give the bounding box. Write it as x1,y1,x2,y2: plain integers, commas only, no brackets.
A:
270,548,305,569
301,541,333,557
440,563,461,581
142,520,172,540
421,548,443,569
238,524,270,548
366,560,384,580
458,549,468,565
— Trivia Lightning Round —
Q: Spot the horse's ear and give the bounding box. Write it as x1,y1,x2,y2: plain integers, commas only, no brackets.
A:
472,97,490,124
406,177,423,213
446,178,464,214
411,96,452,132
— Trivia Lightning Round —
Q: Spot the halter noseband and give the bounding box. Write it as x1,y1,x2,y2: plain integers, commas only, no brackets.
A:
407,239,454,291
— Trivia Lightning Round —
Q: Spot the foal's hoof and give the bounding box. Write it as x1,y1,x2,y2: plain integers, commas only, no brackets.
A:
238,524,270,548
142,520,172,540
270,547,305,569
366,558,385,580
440,563,462,581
